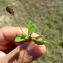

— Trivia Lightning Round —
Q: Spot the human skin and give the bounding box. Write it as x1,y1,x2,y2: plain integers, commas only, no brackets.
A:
0,26,46,63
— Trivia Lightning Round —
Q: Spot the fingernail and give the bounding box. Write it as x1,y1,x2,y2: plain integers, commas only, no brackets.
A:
0,51,6,57
31,33,38,37
28,44,45,59
0,51,6,60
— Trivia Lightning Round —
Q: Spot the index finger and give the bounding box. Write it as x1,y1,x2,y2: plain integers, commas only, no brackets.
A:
0,26,38,45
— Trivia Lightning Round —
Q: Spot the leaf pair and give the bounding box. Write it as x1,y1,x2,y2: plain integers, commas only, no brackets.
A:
15,21,36,42
15,21,47,45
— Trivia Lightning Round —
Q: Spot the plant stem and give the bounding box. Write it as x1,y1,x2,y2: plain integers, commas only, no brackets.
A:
13,14,25,34
6,5,25,34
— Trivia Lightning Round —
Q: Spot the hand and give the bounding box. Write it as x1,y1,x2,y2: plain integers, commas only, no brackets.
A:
0,26,46,63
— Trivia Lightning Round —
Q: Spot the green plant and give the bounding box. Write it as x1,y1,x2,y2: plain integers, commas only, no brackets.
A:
6,5,48,45
15,21,47,45
14,20,63,46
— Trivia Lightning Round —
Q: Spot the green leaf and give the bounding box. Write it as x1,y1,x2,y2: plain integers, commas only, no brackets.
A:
28,21,36,36
32,38,47,45
15,34,29,42
35,35,43,39
58,41,63,47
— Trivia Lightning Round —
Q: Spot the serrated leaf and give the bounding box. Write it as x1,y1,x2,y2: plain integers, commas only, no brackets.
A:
15,34,29,42
28,21,36,36
32,38,47,45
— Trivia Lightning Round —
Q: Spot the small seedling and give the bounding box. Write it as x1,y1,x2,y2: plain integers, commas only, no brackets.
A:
6,5,63,63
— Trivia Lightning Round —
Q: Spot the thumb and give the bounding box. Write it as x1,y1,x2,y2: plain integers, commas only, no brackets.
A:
0,42,46,63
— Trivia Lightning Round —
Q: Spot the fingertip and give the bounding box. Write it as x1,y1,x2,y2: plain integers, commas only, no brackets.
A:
31,33,39,38
38,45,46,55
